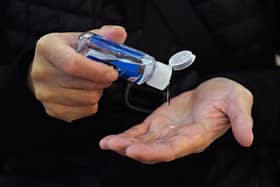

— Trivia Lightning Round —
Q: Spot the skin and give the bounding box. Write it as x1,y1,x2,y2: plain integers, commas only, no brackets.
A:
29,26,254,164
99,78,254,164
29,25,127,122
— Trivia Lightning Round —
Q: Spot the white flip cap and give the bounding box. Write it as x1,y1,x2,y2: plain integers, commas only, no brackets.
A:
169,50,196,71
146,61,172,90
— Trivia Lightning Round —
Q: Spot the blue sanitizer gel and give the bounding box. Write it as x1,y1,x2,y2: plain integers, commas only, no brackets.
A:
76,32,173,90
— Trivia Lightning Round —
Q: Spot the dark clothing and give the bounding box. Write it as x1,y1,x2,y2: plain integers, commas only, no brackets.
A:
1,0,280,186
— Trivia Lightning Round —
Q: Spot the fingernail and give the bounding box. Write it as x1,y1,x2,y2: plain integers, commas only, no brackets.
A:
112,25,124,30
99,139,107,149
101,25,124,30
106,68,118,81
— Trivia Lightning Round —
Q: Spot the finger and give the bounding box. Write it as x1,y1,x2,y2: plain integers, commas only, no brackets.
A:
37,34,118,83
38,25,127,82
35,84,103,106
56,71,113,90
227,95,254,147
125,142,176,164
44,103,98,122
100,135,139,154
32,58,112,90
61,25,127,47
100,125,167,153
100,134,175,164
123,121,150,137
99,117,170,150
99,122,149,149
99,127,165,154
96,25,127,44
125,124,210,163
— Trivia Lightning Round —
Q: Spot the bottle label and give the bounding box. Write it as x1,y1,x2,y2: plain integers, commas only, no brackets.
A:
86,50,143,83
78,32,150,85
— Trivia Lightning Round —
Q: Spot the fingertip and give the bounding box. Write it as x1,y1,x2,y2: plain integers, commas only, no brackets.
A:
107,67,119,81
98,25,127,44
101,25,126,32
99,140,107,150
99,137,111,149
241,132,254,147
247,132,254,147
245,130,254,147
229,109,254,147
233,126,254,147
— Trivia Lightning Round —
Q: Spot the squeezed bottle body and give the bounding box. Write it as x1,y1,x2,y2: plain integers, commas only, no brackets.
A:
76,32,172,90
76,33,154,84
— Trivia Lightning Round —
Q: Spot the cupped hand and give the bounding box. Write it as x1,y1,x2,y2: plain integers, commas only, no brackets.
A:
29,25,127,122
100,78,254,164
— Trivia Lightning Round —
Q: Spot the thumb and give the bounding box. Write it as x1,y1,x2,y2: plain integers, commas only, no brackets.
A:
226,94,254,147
94,25,127,44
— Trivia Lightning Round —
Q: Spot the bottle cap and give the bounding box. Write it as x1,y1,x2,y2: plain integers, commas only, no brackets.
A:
168,50,196,71
146,61,172,90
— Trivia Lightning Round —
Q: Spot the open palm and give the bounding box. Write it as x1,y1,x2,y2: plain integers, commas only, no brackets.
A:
100,78,254,164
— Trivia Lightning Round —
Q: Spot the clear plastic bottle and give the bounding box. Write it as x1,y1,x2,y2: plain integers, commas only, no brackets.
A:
76,32,195,90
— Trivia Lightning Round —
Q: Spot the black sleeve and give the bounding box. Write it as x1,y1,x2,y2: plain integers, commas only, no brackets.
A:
276,1,280,54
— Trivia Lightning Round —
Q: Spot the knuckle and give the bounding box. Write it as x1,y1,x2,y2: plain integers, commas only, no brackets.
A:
80,106,98,118
36,33,57,53
33,89,41,101
244,88,254,103
30,68,39,80
31,67,50,81
35,89,55,102
45,109,57,119
103,82,113,88
46,105,66,120
36,37,47,54
91,104,98,114
89,91,103,103
234,84,254,105
60,114,76,123
48,110,78,123
44,104,57,118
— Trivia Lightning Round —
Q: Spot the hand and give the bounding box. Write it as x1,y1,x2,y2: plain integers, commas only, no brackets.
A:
29,25,127,122
100,78,254,164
